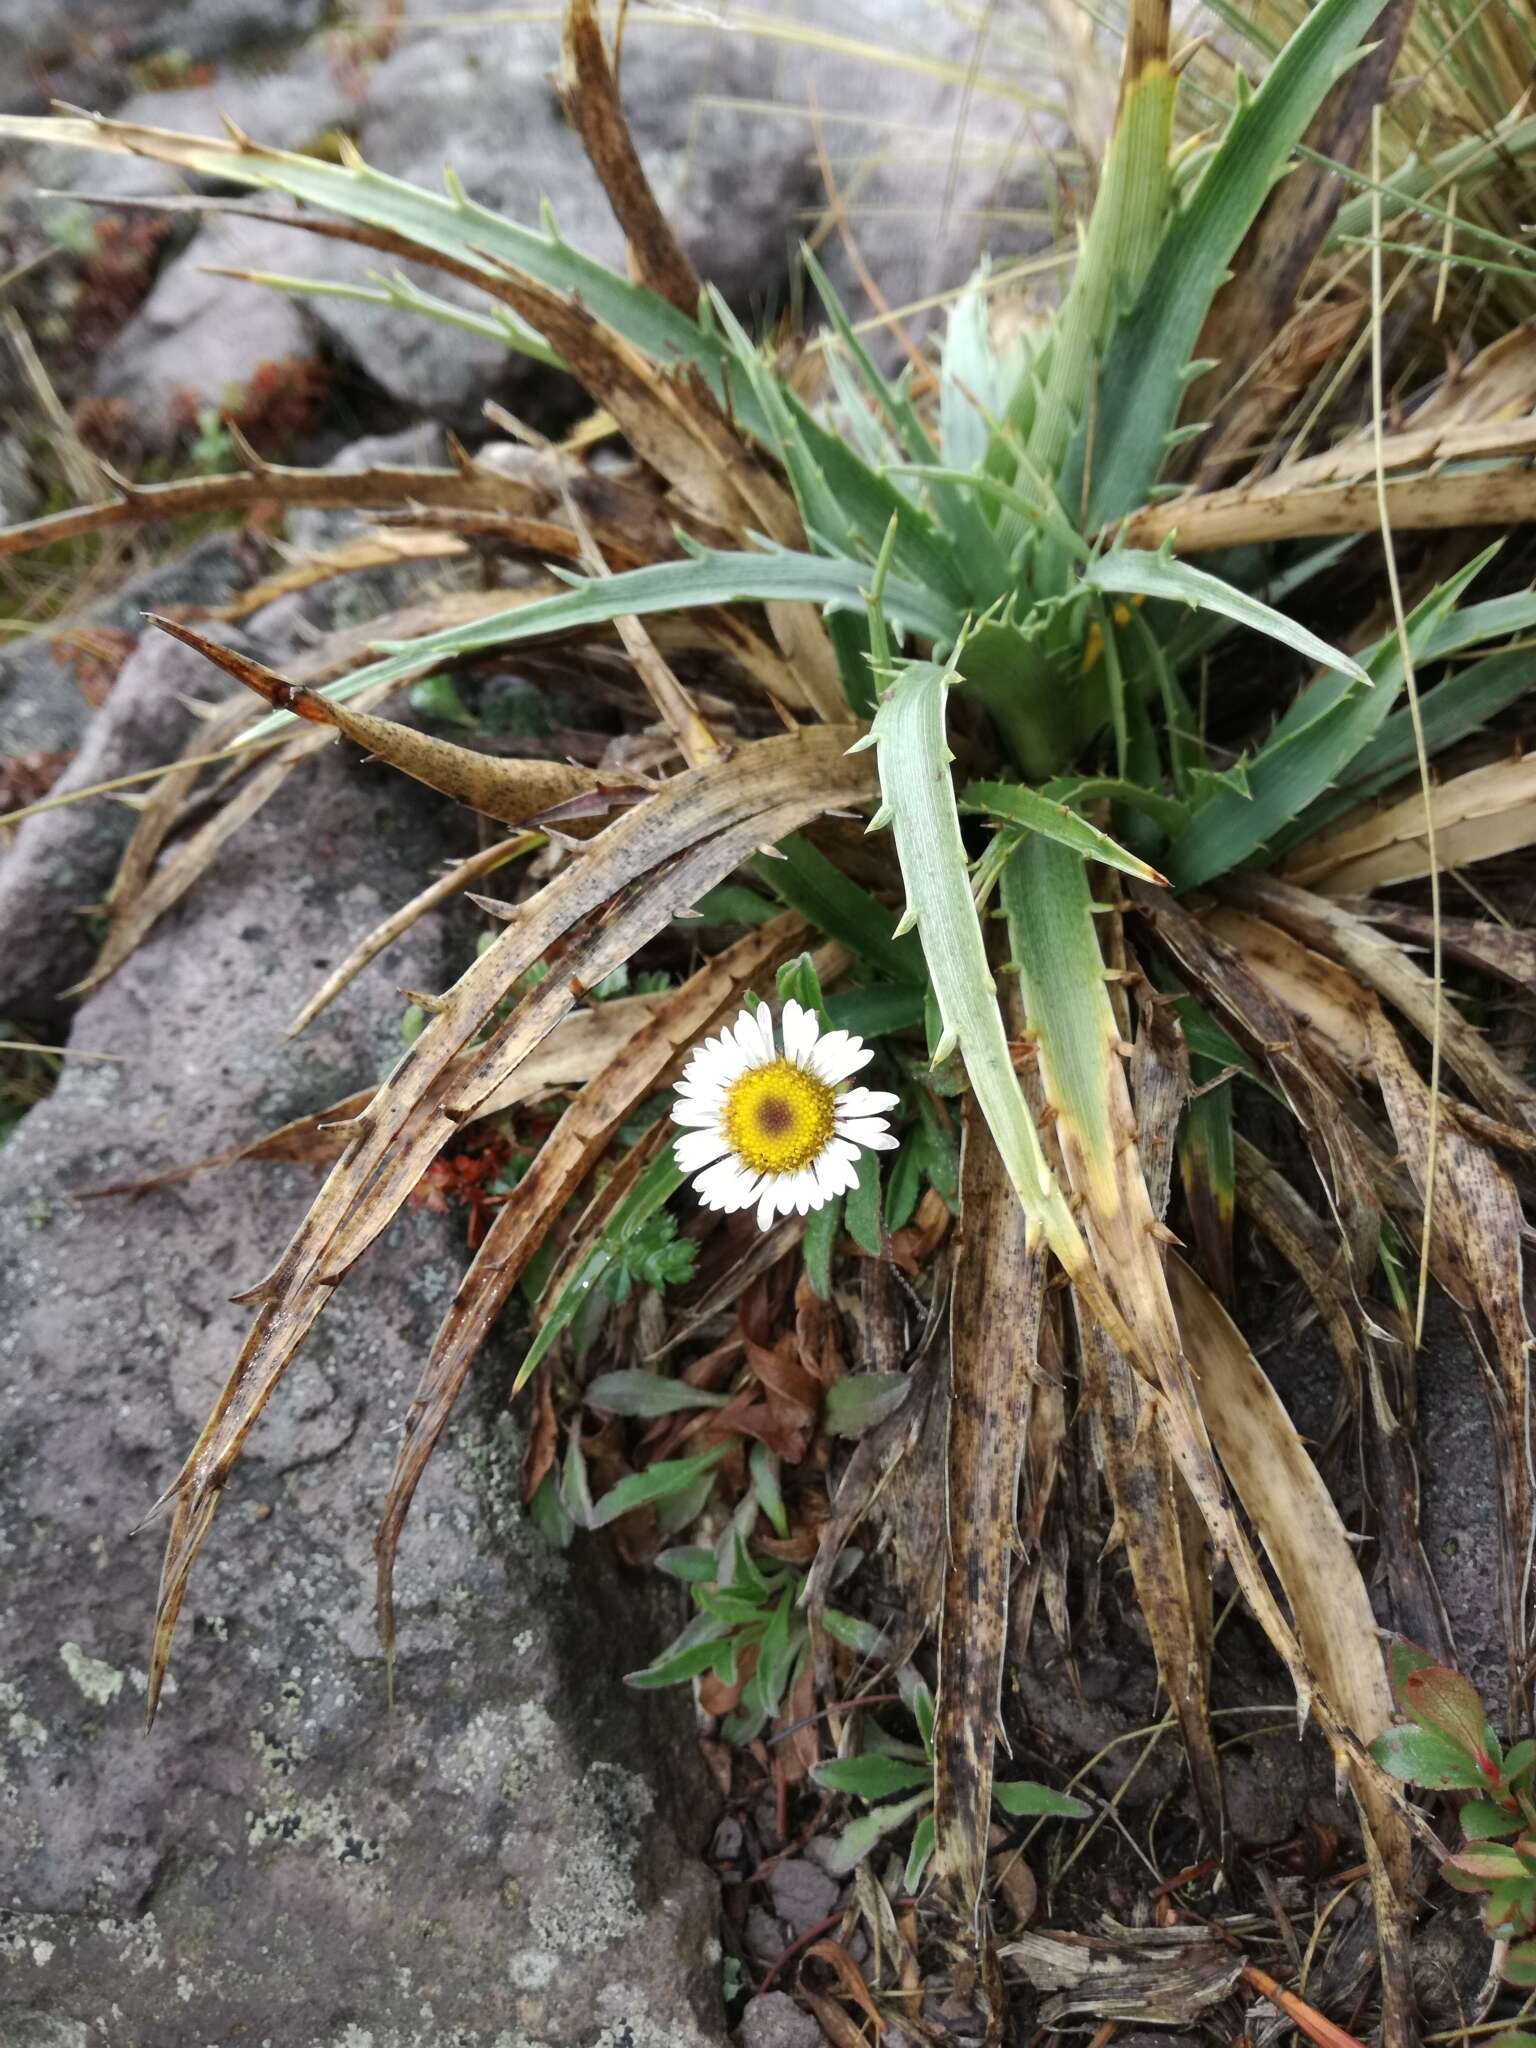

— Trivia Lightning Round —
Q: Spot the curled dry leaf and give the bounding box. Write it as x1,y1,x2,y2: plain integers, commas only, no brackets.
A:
146,618,638,833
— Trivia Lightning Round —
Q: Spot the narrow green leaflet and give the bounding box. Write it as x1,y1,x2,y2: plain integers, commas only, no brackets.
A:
239,549,965,744
756,834,925,984
515,1150,683,1391
584,1371,729,1417
1062,0,1388,524
1082,550,1369,684
2,117,776,438
965,780,1168,884
1167,555,1489,887
990,1780,1090,1818
866,662,1087,1269
589,1446,730,1530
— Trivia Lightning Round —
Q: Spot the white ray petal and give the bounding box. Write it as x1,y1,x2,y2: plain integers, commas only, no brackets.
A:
837,1118,898,1148
835,1086,900,1119
807,1030,874,1084
781,998,817,1067
675,1128,731,1172
671,1099,724,1129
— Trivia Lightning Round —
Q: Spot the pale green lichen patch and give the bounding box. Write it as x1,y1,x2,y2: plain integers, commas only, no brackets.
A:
59,1641,124,1705
525,1758,655,1960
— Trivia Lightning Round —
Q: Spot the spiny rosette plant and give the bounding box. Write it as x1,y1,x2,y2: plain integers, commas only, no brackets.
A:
7,0,1536,2033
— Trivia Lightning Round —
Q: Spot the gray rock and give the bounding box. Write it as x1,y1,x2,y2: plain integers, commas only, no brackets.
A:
737,1991,823,2048
31,50,361,204
0,622,240,1023
0,706,726,2045
764,1857,840,1943
0,532,252,758
90,212,318,443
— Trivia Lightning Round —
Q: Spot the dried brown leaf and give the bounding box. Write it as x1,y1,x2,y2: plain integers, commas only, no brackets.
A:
1168,1258,1415,2010
1229,876,1536,1137
147,619,635,832
558,0,701,316
1284,751,1536,895
1232,1134,1455,1664
933,1093,1048,1918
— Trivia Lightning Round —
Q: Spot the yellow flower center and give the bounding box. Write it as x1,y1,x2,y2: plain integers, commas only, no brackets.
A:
723,1059,836,1177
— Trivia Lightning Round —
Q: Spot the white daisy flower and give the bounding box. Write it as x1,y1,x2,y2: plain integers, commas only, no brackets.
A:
671,1000,900,1233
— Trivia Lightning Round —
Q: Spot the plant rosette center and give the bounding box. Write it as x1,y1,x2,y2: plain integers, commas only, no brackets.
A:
671,1000,899,1232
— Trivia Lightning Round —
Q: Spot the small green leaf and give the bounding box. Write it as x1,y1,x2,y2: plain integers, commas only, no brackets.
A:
776,950,827,1020
1505,1739,1536,1787
584,1371,729,1418
1397,1658,1497,1769
1463,1799,1523,1842
654,1545,717,1583
844,1148,883,1257
991,1780,1091,1819
1484,1874,1536,1939
883,1136,925,1235
1388,1637,1439,1701
965,780,1167,885
624,1610,732,1689
528,1469,574,1551
904,1811,937,1892
802,1195,842,1301
1448,1845,1530,1883
409,672,478,727
1371,1722,1489,1789
814,1754,935,1800
685,882,781,926
749,1443,789,1540
1505,1941,1536,1988
823,1373,911,1438
589,1445,730,1529
821,1608,888,1658
824,1790,933,1875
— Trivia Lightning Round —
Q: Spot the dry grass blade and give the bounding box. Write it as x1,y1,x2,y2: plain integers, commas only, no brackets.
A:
558,0,701,316
1232,1135,1455,1664
933,1092,1047,1918
1167,1258,1414,2046
1122,446,1536,552
1344,899,1536,999
1230,876,1536,1136
286,833,539,1039
146,618,640,831
0,429,693,569
196,529,468,621
141,724,874,1716
1366,1006,1535,1726
374,915,806,1656
1285,752,1536,895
